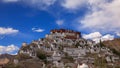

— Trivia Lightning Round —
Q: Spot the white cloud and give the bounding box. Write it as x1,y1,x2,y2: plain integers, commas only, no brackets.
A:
83,32,114,43
2,0,56,9
0,27,19,35
32,28,44,32
21,0,56,9
79,0,120,32
116,32,120,36
83,32,102,39
61,0,86,10
0,44,19,54
56,20,64,26
101,34,114,41
2,0,19,2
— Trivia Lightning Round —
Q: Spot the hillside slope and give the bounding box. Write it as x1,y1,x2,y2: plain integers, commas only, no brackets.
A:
0,54,15,59
103,38,120,52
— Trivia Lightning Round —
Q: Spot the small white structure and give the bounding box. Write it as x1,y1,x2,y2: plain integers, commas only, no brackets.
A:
14,59,19,64
63,48,86,58
52,51,61,61
77,63,89,68
22,42,27,47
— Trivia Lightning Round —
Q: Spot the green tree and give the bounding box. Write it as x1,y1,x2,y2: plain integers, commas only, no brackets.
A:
75,42,82,48
36,49,47,60
110,48,120,56
99,39,105,47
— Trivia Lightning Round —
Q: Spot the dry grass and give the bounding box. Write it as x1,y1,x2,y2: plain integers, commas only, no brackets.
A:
103,38,120,52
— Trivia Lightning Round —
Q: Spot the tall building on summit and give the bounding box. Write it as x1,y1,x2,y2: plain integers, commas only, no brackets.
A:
46,29,81,39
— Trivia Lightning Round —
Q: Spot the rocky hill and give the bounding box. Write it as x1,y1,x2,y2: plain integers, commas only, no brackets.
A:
2,29,120,68
103,38,120,52
0,54,15,59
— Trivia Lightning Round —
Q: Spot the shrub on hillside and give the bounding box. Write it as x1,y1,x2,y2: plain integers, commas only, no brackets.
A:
36,49,47,60
16,53,32,60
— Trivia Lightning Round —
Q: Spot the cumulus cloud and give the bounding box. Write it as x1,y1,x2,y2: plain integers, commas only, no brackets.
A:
0,44,19,54
116,32,120,36
61,0,86,10
79,0,120,32
56,20,64,26
101,34,114,41
60,0,120,37
0,27,19,35
83,32,102,39
83,32,114,43
32,28,44,32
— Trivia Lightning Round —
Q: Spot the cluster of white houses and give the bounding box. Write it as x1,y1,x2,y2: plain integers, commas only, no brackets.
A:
19,29,120,68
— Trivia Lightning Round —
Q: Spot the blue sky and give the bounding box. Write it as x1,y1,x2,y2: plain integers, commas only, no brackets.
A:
0,0,120,54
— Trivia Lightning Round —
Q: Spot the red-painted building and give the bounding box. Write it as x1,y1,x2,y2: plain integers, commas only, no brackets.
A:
51,29,81,39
